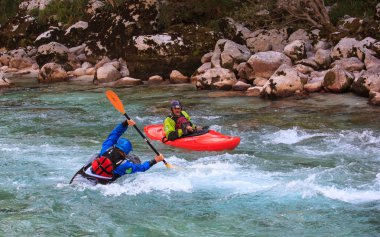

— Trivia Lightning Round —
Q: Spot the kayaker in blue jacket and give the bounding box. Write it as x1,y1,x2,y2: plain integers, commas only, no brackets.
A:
91,119,164,180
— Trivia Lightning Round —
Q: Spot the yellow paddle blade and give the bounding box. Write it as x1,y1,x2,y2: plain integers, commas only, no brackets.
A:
106,90,125,114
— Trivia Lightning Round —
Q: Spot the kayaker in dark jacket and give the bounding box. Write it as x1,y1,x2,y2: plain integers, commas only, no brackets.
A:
91,119,164,180
163,100,202,141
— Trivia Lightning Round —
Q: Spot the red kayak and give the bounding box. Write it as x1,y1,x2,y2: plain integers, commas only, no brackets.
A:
144,124,240,151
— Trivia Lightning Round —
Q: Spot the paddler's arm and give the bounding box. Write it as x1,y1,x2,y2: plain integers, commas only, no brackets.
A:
181,110,197,131
99,120,134,155
113,154,165,175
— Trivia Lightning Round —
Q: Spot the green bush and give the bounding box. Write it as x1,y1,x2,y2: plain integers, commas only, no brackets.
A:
30,0,89,26
0,0,22,25
326,0,378,23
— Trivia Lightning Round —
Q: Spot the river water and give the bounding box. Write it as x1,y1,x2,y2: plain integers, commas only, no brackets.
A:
0,81,379,236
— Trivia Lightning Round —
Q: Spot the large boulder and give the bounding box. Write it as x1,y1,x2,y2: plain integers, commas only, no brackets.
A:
36,42,70,68
170,70,189,84
351,70,380,97
314,49,332,69
330,57,365,72
8,49,33,69
283,40,307,62
96,64,121,83
262,64,303,98
369,91,380,106
331,38,361,60
38,63,68,83
218,18,252,44
306,71,328,91
34,27,63,47
63,21,89,47
247,51,292,79
195,68,237,90
211,39,251,69
323,66,354,93
246,29,288,53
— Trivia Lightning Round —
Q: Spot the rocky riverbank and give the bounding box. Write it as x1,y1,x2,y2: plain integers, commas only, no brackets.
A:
1,0,380,106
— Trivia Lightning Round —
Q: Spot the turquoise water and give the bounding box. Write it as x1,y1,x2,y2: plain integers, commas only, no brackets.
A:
0,82,379,236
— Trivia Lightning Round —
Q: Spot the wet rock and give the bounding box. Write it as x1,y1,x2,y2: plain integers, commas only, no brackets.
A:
246,29,288,53
218,18,252,44
38,63,68,83
34,27,63,47
0,72,12,88
331,57,364,72
8,49,33,69
288,29,310,42
170,70,189,84
63,21,89,47
293,64,314,75
262,64,303,98
0,53,11,66
253,77,268,87
36,42,69,68
364,53,380,71
247,51,292,79
147,75,164,84
369,90,380,106
323,66,354,93
133,34,186,56
96,64,121,83
331,37,360,60
236,62,254,82
112,77,143,87
195,68,237,90
232,81,251,91
201,52,213,64
314,49,331,69
304,71,327,93
211,39,251,70
246,86,263,97
351,70,380,97
284,40,307,62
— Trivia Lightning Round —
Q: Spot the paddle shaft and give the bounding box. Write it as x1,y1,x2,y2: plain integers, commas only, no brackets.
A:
122,112,169,165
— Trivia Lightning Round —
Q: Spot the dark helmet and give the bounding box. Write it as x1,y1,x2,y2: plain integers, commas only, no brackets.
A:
170,100,182,109
115,138,132,154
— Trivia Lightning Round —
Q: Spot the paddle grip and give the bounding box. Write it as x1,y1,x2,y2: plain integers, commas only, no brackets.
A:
123,113,168,165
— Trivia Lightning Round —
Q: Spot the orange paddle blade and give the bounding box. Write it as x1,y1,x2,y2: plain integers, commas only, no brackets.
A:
106,90,125,114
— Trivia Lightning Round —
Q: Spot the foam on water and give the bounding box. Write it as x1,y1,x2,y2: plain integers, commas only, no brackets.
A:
263,127,328,145
84,157,380,204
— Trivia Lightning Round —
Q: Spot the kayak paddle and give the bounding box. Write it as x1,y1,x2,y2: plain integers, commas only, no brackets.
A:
105,90,173,169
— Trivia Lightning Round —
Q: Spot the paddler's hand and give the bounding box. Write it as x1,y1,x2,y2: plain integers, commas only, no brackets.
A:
186,125,193,133
154,154,164,163
123,119,136,127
